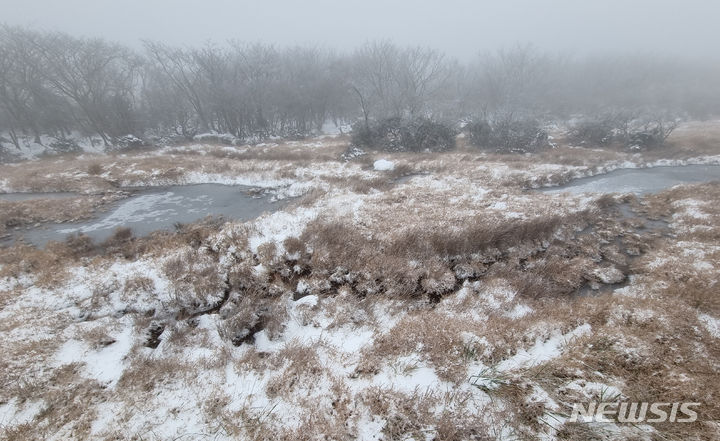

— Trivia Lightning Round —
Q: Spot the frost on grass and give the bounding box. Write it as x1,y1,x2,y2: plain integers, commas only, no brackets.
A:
2,139,720,440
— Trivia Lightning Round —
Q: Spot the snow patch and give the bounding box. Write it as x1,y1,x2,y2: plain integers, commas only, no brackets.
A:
498,324,591,371
699,313,720,338
507,304,533,319
0,399,45,429
54,318,135,387
373,159,395,171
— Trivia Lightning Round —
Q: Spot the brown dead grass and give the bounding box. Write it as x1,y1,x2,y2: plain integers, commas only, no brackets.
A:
0,242,74,286
2,129,720,439
0,195,120,237
163,248,227,314
478,182,720,439
265,340,325,400
296,207,603,302
116,356,194,393
361,311,475,382
539,293,720,439
665,120,720,157
0,364,105,440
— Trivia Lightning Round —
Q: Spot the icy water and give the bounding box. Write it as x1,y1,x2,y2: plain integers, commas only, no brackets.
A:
541,164,720,195
7,184,282,247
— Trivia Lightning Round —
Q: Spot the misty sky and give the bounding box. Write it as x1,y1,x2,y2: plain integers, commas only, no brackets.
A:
2,0,719,59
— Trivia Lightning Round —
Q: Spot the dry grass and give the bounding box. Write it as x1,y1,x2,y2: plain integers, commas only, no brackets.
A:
359,387,489,441
265,341,325,400
534,293,720,439
473,182,720,439
0,195,120,237
0,136,349,196
361,311,475,382
0,242,75,286
116,357,194,392
2,128,720,439
163,248,227,314
665,120,720,156
0,364,105,440
87,162,103,175
296,209,598,301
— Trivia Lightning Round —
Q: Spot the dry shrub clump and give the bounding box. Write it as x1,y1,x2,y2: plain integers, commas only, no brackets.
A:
219,289,288,346
173,217,228,248
490,251,593,299
163,248,227,315
122,275,156,299
388,213,566,259
265,341,324,399
100,227,137,258
298,211,586,300
361,311,475,382
87,162,103,175
217,263,289,346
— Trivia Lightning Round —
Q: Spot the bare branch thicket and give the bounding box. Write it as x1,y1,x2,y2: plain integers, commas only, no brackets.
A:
0,27,718,152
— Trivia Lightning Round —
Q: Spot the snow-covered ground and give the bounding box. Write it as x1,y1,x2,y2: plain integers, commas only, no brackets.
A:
1,132,720,440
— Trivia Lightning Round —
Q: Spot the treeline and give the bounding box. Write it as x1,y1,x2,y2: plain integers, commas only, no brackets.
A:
1,25,719,151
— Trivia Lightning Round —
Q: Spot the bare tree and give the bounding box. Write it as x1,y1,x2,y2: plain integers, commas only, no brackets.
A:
1,25,719,154
349,41,449,123
470,45,555,117
0,26,48,146
31,33,141,145
145,42,211,133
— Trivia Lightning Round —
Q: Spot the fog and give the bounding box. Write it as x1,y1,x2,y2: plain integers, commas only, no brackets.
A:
3,0,720,59
2,0,720,152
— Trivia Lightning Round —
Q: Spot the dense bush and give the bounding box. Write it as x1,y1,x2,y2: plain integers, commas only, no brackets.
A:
568,114,626,146
627,120,677,150
466,116,549,153
351,117,456,152
568,113,677,150
193,133,241,146
48,138,81,153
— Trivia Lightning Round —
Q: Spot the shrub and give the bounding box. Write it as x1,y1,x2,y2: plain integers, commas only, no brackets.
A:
163,249,226,314
115,134,145,148
568,113,677,151
87,163,103,175
49,138,80,153
101,227,136,258
568,114,627,146
627,119,678,150
351,117,456,152
466,116,548,153
64,233,96,258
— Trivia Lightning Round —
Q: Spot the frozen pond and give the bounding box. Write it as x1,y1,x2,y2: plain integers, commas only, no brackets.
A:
8,184,282,247
541,165,720,195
